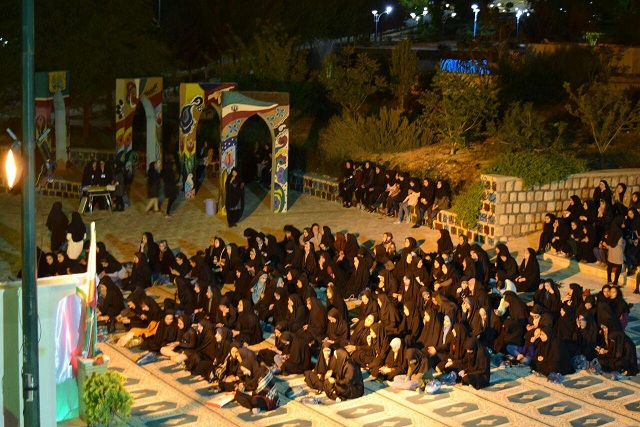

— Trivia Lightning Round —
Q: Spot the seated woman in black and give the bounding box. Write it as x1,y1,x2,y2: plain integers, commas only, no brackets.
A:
304,342,334,393
533,279,562,321
436,230,454,259
574,313,598,361
351,322,389,375
532,326,574,376
562,195,583,222
374,337,407,380
550,218,570,256
513,248,540,292
326,307,350,348
458,338,491,389
160,314,197,364
576,223,597,263
233,348,280,415
597,307,639,376
376,293,401,337
323,348,365,401
537,213,556,254
278,331,311,376
233,299,263,345
338,160,355,208
97,276,124,333
121,252,152,291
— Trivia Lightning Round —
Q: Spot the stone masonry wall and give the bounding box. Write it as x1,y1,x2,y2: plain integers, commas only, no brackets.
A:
481,169,640,242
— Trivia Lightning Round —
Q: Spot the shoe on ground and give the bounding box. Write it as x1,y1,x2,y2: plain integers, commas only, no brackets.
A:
394,220,402,224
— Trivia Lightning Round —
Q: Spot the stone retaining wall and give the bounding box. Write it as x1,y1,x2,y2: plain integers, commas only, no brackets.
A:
436,169,640,244
290,170,341,202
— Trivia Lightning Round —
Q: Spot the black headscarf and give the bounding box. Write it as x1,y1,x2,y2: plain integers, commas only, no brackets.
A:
67,212,86,242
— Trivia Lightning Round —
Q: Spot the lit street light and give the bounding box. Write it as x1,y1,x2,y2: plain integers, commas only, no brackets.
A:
410,6,428,22
515,8,529,37
472,4,480,38
372,6,393,43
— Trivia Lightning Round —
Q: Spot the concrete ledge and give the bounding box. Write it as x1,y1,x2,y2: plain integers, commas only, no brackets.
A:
541,252,637,290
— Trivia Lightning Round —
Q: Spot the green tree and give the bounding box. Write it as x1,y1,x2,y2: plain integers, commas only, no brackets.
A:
490,102,566,151
565,82,640,157
320,45,387,116
390,39,419,111
213,22,308,85
420,68,498,154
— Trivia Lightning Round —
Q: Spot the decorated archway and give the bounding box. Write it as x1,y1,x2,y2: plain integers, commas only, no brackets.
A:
35,71,70,169
179,84,290,213
114,77,163,173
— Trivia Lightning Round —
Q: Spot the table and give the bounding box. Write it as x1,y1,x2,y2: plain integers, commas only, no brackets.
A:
80,186,113,214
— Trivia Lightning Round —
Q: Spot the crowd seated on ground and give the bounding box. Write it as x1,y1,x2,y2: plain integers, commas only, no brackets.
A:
338,160,451,229
74,220,638,416
539,179,640,290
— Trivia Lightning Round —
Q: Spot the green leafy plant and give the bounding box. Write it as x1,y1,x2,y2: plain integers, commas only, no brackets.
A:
565,82,640,157
489,101,567,151
485,150,589,188
318,107,434,160
320,45,387,116
390,39,419,111
83,371,133,427
451,180,488,229
420,68,498,154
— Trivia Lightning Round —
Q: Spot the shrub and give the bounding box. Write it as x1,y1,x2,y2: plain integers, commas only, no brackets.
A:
489,101,567,151
83,371,133,427
318,107,434,160
451,180,488,229
485,150,589,188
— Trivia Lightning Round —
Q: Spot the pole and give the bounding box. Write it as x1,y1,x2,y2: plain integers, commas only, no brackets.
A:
21,0,40,424
157,0,161,26
473,13,478,37
375,16,379,42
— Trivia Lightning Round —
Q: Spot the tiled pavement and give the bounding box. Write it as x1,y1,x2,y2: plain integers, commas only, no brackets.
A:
2,176,640,426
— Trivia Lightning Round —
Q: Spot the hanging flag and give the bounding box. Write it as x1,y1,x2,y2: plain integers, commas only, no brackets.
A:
77,222,98,358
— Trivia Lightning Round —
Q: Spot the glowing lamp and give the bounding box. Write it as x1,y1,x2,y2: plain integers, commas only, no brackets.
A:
5,148,19,189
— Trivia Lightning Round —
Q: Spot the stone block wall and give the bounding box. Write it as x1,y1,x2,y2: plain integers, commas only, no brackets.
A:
290,170,341,203
435,169,640,244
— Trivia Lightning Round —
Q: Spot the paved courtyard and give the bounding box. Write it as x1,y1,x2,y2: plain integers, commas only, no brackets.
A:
1,175,640,426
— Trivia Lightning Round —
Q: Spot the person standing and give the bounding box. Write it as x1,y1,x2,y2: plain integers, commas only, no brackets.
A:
46,201,68,252
112,161,125,212
225,168,244,227
163,160,178,218
145,161,161,214
66,212,86,260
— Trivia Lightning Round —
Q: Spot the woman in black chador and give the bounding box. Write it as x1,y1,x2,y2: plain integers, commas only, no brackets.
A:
225,168,244,227
46,201,68,252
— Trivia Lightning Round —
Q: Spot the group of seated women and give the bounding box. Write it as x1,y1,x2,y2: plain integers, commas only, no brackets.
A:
338,160,452,229
94,221,638,416
539,179,640,290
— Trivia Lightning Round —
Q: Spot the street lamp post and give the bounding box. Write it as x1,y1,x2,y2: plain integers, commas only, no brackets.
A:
372,6,392,43
516,10,522,37
19,0,40,424
472,4,480,38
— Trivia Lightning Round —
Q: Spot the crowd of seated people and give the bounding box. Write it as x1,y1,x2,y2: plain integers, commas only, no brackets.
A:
338,160,452,229
539,179,640,291
82,221,637,415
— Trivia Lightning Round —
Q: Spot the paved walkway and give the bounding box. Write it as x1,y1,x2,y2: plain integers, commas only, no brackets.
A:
2,176,640,426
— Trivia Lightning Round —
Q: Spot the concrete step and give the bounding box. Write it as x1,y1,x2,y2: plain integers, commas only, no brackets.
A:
541,252,637,290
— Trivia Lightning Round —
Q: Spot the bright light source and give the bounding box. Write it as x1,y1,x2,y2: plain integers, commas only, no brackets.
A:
452,12,457,17
372,9,378,15
385,6,392,14
411,12,416,18
5,148,18,189
472,4,479,11
516,10,522,18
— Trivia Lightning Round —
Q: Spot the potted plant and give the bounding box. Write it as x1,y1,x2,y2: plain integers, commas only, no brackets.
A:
81,371,134,427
